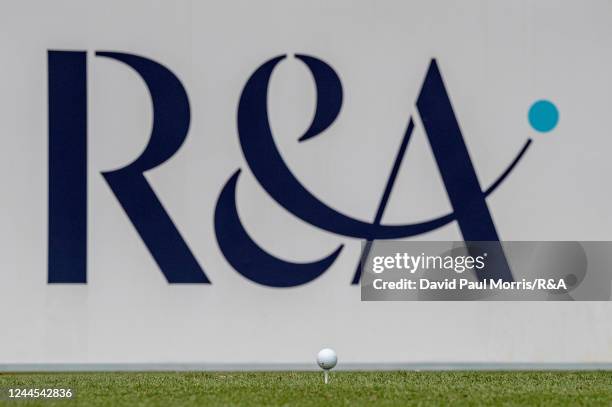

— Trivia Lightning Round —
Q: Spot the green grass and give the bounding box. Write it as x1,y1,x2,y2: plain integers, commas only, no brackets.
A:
0,371,611,406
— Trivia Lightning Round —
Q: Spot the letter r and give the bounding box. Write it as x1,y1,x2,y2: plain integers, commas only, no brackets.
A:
47,50,209,284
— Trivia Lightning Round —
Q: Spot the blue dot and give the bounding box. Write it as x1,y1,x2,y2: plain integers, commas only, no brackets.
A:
528,100,559,132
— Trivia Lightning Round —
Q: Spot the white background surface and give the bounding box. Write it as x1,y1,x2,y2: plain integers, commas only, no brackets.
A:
1,0,612,364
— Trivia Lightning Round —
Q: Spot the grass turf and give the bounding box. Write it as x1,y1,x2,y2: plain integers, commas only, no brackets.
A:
0,371,611,406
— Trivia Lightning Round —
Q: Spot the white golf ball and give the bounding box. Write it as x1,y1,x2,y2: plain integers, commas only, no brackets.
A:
317,348,337,370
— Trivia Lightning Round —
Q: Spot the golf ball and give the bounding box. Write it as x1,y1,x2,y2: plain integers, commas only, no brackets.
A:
317,348,337,370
